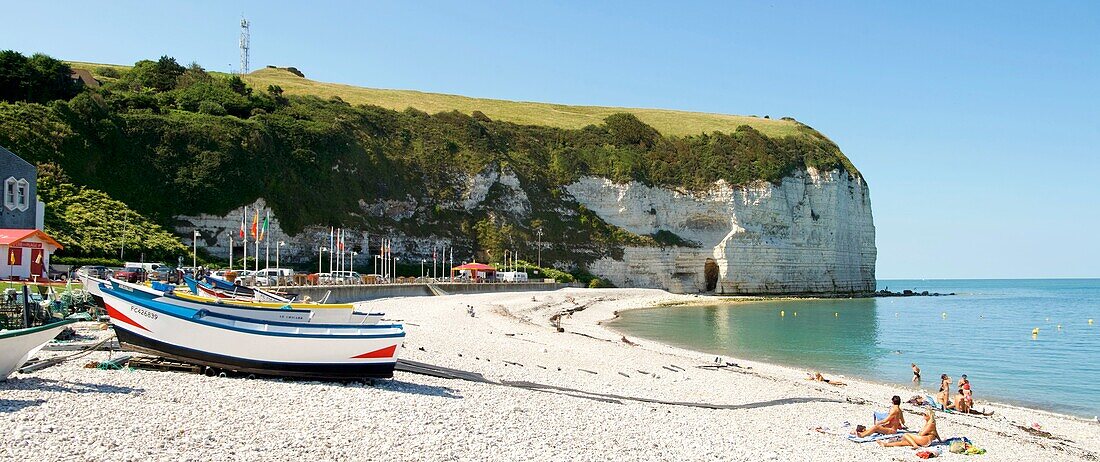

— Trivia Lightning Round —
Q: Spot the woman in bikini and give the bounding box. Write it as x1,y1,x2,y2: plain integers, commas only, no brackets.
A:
912,363,921,385
879,409,940,448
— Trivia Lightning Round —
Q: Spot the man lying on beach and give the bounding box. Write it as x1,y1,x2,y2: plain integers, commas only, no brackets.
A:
806,371,847,386
879,410,940,448
852,396,906,437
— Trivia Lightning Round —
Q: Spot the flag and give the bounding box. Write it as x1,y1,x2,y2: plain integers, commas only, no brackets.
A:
251,209,259,238
8,249,14,265
338,229,345,251
259,210,269,241
239,207,246,239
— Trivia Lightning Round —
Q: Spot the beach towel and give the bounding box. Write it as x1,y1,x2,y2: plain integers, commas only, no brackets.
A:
846,430,914,443
932,437,971,447
916,447,943,459
924,395,951,412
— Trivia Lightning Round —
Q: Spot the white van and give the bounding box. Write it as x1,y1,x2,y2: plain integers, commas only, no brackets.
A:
126,262,166,272
498,271,529,282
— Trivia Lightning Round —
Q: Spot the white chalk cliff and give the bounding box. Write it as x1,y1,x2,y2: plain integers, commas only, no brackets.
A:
564,168,876,294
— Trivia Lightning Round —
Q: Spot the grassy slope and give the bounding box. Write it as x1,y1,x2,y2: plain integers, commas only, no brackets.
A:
68,62,803,138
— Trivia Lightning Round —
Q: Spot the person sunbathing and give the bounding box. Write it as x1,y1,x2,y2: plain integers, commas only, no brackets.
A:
853,396,905,437
936,384,951,409
807,371,847,386
948,388,970,413
879,410,940,448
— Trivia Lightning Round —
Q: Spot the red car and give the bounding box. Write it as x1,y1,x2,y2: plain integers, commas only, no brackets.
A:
114,267,147,283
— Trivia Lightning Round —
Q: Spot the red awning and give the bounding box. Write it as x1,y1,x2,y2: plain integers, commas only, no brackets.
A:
0,229,64,250
451,262,496,271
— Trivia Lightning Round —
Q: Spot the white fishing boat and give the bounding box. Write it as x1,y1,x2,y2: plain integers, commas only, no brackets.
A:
107,278,384,325
100,284,404,379
0,320,77,380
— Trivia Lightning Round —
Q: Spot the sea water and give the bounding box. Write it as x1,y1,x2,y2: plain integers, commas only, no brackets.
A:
609,279,1100,418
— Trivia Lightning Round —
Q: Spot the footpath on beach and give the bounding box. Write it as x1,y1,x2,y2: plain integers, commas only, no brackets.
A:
2,288,1098,461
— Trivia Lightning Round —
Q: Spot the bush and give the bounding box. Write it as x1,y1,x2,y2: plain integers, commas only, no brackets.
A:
96,67,121,79
197,100,226,116
588,277,614,288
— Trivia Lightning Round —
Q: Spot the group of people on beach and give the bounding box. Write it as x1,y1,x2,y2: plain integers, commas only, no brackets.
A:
913,364,987,415
848,367,993,448
852,395,941,448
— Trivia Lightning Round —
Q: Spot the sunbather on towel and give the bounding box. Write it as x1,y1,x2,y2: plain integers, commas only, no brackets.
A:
879,409,940,448
853,396,906,437
807,371,847,386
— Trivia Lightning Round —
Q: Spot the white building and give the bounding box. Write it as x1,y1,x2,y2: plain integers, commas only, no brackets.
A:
0,229,62,281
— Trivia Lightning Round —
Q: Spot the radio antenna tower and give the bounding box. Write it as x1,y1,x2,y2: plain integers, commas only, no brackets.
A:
239,17,250,74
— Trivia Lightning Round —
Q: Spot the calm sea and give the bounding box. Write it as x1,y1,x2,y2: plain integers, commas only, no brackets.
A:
608,279,1100,418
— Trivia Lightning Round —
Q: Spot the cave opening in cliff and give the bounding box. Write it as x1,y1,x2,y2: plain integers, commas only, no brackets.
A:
704,258,719,292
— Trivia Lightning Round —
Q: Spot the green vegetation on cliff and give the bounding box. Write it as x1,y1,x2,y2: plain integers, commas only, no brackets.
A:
3,52,859,265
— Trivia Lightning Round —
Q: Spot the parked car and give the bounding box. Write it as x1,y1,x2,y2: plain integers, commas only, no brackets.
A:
75,265,110,279
150,266,182,284
329,271,363,285
114,267,147,283
253,268,294,286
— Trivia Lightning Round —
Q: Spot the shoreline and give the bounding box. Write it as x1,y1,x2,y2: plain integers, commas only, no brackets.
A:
2,287,1097,461
600,298,1095,422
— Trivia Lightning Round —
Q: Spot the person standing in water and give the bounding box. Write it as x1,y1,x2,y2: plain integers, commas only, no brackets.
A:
912,363,921,385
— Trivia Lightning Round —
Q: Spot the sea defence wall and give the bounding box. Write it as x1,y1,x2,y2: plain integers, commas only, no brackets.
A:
276,282,569,304
565,167,877,295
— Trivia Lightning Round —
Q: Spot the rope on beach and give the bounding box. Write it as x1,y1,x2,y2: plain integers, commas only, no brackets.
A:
18,334,118,374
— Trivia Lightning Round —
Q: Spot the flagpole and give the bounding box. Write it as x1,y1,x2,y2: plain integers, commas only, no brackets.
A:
264,210,270,270
329,227,334,275
229,235,233,271
241,206,247,275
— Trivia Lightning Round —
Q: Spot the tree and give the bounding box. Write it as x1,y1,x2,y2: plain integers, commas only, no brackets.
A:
0,50,78,103
124,56,185,92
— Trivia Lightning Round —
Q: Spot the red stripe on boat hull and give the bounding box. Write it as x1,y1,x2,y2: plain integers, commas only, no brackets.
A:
351,344,397,359
105,302,151,332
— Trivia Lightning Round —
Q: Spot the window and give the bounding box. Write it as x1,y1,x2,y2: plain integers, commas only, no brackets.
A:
15,178,28,211
3,177,14,210
4,177,29,211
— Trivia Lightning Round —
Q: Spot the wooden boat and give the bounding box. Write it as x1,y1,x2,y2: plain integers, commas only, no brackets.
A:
109,279,383,325
198,276,296,303
100,284,404,379
1,319,77,380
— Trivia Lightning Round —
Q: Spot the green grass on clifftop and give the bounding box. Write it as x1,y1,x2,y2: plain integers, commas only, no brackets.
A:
70,61,806,139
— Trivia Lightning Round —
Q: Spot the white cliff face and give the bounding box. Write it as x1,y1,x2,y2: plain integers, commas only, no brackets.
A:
565,168,876,294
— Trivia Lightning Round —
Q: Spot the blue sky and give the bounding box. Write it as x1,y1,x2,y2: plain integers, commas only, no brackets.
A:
2,1,1097,278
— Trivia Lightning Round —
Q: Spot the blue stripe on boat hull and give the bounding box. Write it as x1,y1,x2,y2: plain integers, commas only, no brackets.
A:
115,328,397,379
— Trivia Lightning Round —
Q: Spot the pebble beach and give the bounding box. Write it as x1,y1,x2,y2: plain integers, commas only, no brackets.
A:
2,288,1098,461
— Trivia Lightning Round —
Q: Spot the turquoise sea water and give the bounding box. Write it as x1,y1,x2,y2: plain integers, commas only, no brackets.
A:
608,279,1100,418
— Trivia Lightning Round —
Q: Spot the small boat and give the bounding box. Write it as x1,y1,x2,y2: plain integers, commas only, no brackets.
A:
101,284,404,379
198,276,296,303
1,319,78,380
109,278,383,325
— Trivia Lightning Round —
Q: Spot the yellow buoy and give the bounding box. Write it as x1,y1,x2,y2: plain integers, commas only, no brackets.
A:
941,312,947,319
793,312,798,317
834,312,839,317
780,310,785,317
1032,327,1040,335
1090,319,1094,325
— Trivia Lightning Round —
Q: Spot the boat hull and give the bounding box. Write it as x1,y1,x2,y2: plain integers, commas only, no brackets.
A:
0,320,77,380
114,328,398,379
102,288,402,380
